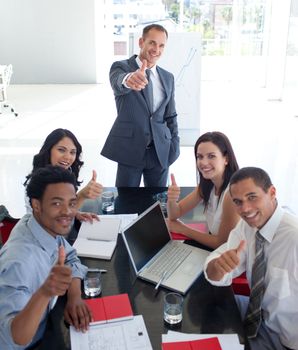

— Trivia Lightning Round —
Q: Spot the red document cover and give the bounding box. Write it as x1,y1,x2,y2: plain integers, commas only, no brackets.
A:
170,222,208,241
162,337,222,350
84,293,133,324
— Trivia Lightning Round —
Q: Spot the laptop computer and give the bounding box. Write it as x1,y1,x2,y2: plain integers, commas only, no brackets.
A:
122,201,210,294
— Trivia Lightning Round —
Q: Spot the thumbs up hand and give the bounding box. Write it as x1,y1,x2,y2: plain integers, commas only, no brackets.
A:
57,245,66,266
125,59,149,91
167,173,180,203
215,240,246,275
40,245,72,298
80,170,103,200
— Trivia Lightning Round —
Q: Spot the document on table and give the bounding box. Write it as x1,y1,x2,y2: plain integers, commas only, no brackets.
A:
102,213,138,232
162,331,244,350
70,315,152,350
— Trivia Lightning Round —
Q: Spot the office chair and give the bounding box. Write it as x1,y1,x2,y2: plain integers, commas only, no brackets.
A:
0,205,19,246
0,64,18,117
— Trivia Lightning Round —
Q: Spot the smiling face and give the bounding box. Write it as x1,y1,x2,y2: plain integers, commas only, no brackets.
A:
50,137,77,170
196,141,228,185
230,178,277,229
31,182,77,238
139,28,167,68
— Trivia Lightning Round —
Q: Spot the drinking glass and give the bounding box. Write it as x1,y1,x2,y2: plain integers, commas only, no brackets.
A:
163,292,183,325
84,270,102,297
101,191,115,214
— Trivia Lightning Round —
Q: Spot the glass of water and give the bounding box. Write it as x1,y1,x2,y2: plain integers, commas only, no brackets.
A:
155,191,168,217
163,292,183,325
84,270,102,297
101,191,115,214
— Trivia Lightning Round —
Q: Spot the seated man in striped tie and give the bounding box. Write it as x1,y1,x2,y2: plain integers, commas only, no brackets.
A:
204,167,298,350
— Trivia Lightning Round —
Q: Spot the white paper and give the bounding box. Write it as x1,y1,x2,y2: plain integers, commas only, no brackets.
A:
73,238,116,260
70,315,152,350
78,217,121,241
162,331,244,350
100,213,138,232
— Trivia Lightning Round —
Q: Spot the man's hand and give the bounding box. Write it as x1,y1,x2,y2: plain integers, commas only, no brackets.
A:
40,246,72,298
125,59,149,91
167,173,180,202
64,297,92,333
207,240,246,281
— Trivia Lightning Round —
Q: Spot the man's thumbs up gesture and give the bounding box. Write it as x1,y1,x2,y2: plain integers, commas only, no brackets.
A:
41,245,72,298
125,59,149,91
207,240,246,281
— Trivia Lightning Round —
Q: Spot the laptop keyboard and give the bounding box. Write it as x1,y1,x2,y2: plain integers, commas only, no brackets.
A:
146,243,191,278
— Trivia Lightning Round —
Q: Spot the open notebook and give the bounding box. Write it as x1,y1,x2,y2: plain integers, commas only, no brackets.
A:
73,217,121,260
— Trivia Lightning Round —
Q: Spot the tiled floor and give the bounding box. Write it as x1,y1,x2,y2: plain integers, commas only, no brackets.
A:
0,82,297,217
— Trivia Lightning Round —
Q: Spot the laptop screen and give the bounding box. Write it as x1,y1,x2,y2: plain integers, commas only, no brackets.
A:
123,202,171,273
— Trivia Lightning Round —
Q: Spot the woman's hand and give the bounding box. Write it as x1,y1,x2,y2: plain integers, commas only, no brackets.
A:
76,212,99,224
80,170,103,200
167,174,180,202
166,219,187,234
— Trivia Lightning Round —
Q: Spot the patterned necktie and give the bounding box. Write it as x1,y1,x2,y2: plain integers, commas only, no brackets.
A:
244,230,267,338
145,69,154,114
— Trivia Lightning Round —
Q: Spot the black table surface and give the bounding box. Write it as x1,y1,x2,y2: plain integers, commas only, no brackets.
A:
38,187,245,350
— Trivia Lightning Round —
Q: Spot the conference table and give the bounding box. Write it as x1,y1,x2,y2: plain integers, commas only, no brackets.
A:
38,187,245,350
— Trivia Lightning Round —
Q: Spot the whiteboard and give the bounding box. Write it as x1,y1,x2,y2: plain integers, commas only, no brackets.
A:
129,31,201,146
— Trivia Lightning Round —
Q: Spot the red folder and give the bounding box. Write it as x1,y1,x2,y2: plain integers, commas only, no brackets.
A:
84,293,133,324
170,222,208,241
162,337,222,350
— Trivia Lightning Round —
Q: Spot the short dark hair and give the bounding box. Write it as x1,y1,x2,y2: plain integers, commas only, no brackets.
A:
194,131,239,209
142,24,168,39
230,167,273,193
24,128,83,186
26,165,78,205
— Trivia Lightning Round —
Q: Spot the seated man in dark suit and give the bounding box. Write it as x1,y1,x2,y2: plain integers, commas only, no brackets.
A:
101,24,180,187
0,166,92,349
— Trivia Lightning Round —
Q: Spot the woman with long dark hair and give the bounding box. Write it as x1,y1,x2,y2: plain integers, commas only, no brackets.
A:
24,128,102,221
167,131,240,249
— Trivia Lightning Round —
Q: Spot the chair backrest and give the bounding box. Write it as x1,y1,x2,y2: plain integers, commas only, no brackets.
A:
0,218,19,246
0,205,19,246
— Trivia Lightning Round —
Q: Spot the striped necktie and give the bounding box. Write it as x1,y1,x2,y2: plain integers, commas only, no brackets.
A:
244,230,267,338
146,69,154,114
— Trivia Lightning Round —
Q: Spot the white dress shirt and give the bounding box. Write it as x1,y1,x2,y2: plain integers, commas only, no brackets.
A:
0,214,87,349
204,205,298,349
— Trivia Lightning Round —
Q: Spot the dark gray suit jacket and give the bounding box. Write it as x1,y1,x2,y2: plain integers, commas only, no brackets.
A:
101,55,180,169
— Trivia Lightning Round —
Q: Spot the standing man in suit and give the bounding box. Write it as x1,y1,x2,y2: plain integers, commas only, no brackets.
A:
101,24,180,187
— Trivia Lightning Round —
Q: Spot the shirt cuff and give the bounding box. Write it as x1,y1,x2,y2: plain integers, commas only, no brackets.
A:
122,73,133,88
71,263,88,280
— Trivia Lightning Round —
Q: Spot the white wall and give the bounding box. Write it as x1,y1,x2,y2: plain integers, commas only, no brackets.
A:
0,0,97,83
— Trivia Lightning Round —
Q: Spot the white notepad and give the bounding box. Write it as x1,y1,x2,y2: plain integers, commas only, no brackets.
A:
78,217,121,241
73,217,121,260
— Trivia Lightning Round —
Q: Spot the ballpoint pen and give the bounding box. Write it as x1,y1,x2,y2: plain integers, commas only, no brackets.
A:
155,270,168,290
87,268,107,273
